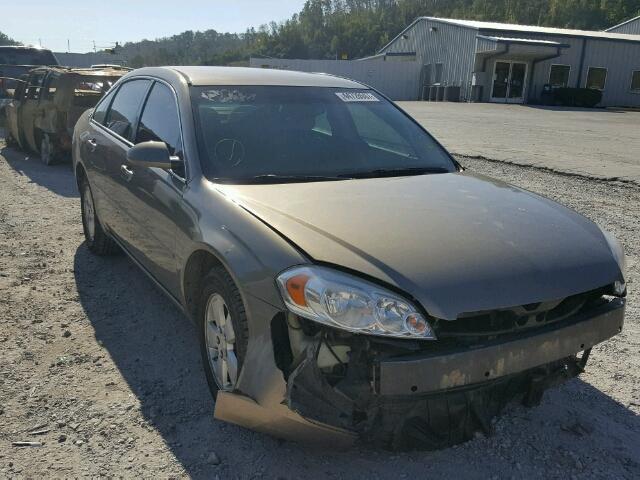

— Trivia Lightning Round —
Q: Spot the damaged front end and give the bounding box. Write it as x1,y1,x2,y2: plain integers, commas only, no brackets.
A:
216,287,625,451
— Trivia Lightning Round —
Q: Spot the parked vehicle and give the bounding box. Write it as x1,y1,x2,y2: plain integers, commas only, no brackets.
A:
72,67,627,450
5,66,129,164
0,46,58,115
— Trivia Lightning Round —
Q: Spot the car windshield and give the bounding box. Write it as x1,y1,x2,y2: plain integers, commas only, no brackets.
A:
191,86,455,183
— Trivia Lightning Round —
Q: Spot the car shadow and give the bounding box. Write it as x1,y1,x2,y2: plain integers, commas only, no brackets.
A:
0,144,78,198
73,242,640,478
73,242,287,478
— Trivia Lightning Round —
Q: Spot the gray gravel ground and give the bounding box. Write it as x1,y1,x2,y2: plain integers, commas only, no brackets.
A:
398,102,640,184
0,144,638,479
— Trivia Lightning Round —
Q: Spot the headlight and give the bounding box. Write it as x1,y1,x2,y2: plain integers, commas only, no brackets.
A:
599,227,627,295
276,265,436,340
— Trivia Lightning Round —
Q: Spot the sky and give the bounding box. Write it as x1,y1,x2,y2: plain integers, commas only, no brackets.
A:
3,0,308,53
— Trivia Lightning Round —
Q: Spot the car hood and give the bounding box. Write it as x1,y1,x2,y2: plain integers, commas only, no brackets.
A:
217,173,622,320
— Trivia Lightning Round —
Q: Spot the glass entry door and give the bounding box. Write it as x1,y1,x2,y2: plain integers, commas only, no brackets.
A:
491,61,528,103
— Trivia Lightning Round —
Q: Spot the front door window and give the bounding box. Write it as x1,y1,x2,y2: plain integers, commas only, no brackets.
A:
491,61,528,103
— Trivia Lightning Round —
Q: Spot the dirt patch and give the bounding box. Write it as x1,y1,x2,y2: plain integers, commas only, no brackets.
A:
0,145,638,478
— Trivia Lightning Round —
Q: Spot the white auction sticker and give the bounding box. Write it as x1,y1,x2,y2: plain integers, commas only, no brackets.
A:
335,92,379,102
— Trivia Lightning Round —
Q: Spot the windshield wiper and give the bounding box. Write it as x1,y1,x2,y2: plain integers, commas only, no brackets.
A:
339,167,451,179
242,174,350,184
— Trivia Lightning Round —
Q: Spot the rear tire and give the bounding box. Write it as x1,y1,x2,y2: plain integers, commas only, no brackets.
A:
198,267,249,400
79,177,119,255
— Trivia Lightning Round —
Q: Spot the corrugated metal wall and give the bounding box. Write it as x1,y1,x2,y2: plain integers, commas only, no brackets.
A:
248,58,421,100
380,18,640,107
380,18,478,101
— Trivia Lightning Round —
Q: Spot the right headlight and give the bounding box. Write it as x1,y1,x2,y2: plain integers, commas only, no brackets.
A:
600,227,627,296
276,265,436,340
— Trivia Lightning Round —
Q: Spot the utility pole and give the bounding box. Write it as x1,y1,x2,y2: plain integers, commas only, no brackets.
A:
93,41,96,53
38,38,42,47
67,39,70,53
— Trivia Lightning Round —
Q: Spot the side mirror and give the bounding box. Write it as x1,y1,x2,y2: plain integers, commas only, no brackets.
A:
126,141,173,169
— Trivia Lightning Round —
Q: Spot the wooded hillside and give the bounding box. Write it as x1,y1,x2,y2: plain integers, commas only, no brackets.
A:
4,0,640,65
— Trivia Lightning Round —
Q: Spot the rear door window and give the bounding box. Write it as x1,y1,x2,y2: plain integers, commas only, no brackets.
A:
104,79,151,141
74,76,118,108
135,82,182,157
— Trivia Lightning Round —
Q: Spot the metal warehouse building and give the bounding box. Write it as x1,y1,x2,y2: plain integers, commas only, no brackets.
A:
377,17,640,106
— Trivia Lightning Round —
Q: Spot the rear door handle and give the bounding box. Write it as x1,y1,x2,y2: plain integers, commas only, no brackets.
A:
86,138,97,152
120,164,134,181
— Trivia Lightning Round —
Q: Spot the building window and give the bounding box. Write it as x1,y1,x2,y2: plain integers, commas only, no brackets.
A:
586,67,607,90
631,71,640,92
549,64,570,87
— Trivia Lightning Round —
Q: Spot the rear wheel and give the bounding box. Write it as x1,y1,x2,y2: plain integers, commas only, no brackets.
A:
79,178,119,255
40,133,59,166
198,267,249,399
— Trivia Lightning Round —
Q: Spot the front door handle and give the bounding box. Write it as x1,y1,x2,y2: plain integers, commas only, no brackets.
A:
120,164,134,181
86,138,97,152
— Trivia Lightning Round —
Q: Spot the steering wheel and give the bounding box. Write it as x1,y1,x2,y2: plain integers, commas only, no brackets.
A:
214,138,245,167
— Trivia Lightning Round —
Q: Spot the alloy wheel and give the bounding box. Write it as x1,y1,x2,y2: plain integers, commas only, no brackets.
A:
204,293,238,391
82,184,96,241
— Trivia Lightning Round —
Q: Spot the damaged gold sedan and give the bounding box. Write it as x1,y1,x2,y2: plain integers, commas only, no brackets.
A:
72,66,627,450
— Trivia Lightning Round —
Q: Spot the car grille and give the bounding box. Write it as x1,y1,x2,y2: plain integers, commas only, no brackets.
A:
433,287,609,340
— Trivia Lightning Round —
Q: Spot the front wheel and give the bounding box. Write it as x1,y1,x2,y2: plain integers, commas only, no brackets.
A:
79,178,119,255
198,267,249,399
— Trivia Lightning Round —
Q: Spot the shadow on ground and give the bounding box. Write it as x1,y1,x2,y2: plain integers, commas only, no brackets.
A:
1,145,78,198
72,241,640,478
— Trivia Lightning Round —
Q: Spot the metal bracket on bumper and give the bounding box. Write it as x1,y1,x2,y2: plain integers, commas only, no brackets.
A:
378,300,624,396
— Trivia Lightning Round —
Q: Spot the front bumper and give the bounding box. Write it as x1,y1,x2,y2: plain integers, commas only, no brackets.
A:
216,296,625,450
378,298,624,396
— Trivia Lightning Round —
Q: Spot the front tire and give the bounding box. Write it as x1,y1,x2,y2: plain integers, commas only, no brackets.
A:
198,267,249,399
79,178,119,255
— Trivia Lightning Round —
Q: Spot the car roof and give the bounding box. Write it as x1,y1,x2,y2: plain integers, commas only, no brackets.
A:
134,66,366,89
30,65,130,77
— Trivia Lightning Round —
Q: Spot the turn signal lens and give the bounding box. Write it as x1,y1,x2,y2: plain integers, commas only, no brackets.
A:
405,313,432,336
285,274,310,306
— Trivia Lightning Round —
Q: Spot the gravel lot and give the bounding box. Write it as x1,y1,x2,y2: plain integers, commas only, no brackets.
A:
0,143,638,479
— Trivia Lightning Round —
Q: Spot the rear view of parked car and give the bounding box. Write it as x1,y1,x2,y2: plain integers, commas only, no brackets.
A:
5,65,129,164
72,66,626,451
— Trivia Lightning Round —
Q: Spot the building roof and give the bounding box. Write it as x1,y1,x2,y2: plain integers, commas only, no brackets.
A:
606,15,640,31
427,17,640,41
163,66,365,88
381,16,640,52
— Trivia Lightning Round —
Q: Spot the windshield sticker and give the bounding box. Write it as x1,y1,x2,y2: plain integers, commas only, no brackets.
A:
201,89,257,103
335,92,379,102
